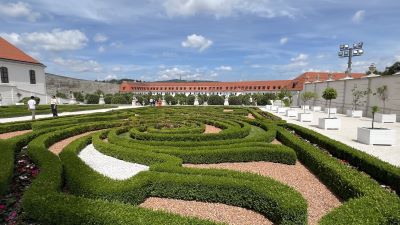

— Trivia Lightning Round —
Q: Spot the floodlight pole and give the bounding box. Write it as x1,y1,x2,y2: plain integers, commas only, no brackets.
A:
346,49,353,78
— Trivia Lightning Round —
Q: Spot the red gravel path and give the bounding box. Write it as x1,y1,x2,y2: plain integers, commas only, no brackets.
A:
0,130,31,139
204,125,222,134
140,197,273,225
48,131,99,155
185,161,342,225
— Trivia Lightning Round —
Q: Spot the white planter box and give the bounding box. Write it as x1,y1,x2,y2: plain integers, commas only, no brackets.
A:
312,106,321,112
286,109,298,117
324,108,337,115
357,127,396,145
271,106,279,112
298,113,313,122
375,113,396,123
301,105,310,110
277,107,288,114
318,118,341,130
265,105,272,110
346,110,363,118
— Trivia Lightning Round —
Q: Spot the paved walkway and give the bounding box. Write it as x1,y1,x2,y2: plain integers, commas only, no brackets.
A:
0,105,141,123
260,107,400,167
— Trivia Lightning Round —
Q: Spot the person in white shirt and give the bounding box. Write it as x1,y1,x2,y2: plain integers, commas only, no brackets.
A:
27,96,36,120
50,95,58,117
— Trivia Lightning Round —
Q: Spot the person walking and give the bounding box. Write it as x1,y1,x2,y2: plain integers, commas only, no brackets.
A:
27,96,36,120
50,95,58,117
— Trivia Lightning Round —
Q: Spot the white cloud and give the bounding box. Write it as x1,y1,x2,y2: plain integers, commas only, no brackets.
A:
216,65,232,71
98,46,105,53
0,2,40,22
182,34,213,52
1,29,88,51
53,57,102,73
163,0,297,19
352,10,365,23
280,37,288,45
157,67,219,80
94,33,108,42
291,53,309,62
104,74,117,80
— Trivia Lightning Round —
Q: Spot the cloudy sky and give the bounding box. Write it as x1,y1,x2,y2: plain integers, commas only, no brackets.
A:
1,0,399,81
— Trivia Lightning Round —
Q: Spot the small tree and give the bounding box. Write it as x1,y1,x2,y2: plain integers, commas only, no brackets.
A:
351,87,370,110
300,91,316,112
376,85,388,113
322,87,337,118
371,106,379,129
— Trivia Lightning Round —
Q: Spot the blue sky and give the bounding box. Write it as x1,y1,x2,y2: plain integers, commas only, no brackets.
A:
1,0,399,81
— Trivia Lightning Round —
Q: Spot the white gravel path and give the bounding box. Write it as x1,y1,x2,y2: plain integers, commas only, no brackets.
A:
0,105,141,123
78,144,149,180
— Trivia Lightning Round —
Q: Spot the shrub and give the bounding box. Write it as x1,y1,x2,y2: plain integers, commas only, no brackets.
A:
19,96,40,105
85,94,100,104
208,95,224,105
111,95,129,104
228,96,242,105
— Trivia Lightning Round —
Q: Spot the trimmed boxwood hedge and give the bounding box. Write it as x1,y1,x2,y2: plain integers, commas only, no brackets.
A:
284,123,400,195
276,126,400,224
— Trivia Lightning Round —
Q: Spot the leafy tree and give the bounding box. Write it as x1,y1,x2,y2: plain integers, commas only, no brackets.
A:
376,85,389,113
300,91,316,112
73,92,84,102
322,87,337,118
208,95,224,105
104,94,113,104
85,94,100,104
19,97,40,105
228,96,242,105
164,94,176,105
111,94,129,104
55,91,67,99
186,95,195,105
382,61,400,75
351,87,370,110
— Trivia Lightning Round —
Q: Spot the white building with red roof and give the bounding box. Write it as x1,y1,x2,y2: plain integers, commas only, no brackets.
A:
0,37,47,105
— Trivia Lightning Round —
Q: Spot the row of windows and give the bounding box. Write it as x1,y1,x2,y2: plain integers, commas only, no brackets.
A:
123,85,284,91
0,67,36,84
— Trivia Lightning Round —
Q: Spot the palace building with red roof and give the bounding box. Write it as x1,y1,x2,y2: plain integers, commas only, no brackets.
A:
0,37,47,105
120,72,365,96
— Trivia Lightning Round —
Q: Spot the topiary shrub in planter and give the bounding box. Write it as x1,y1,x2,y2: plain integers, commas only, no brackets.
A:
357,106,397,145
375,85,396,123
346,87,370,118
319,87,340,130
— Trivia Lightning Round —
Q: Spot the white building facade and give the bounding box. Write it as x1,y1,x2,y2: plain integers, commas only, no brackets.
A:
0,37,47,105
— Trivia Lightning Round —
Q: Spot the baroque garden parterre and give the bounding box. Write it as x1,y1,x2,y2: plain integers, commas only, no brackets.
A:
0,106,400,225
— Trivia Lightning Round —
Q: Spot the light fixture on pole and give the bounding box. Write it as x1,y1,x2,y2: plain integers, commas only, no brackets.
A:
338,42,364,79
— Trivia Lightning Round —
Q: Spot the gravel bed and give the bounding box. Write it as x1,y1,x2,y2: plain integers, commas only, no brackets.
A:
204,125,222,134
140,197,272,225
271,139,283,145
247,113,255,119
48,131,99,155
0,130,31,139
78,144,149,180
185,161,341,225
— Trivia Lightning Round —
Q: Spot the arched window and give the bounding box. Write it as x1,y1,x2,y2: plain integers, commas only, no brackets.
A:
29,70,36,84
1,67,9,83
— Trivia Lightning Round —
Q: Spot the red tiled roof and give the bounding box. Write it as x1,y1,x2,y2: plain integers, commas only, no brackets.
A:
0,37,41,65
293,72,365,83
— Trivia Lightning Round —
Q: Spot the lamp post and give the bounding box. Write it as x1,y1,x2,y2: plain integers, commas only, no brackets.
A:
338,42,364,79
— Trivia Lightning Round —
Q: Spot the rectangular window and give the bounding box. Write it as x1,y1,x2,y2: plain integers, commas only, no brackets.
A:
1,67,9,83
29,70,36,84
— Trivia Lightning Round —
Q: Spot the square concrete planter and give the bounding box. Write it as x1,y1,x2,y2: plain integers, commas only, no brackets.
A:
301,105,310,110
265,105,272,110
318,117,341,130
298,113,313,122
375,113,396,123
312,106,321,112
286,109,298,117
324,108,337,115
346,110,363,118
357,127,396,145
277,107,288,114
271,106,279,112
